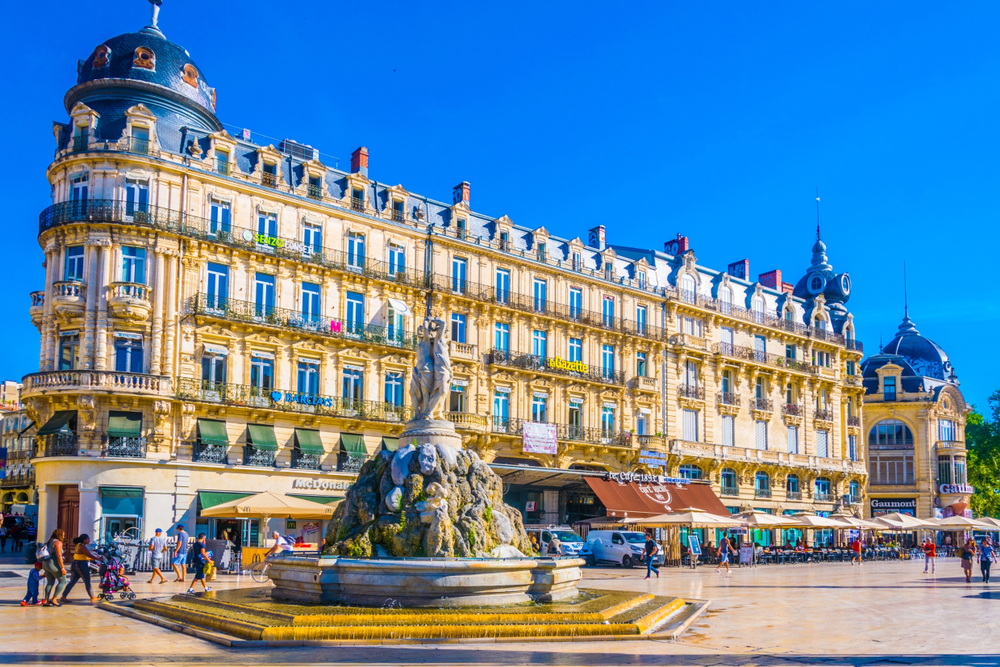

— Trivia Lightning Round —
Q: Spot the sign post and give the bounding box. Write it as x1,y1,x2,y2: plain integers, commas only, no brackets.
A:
688,534,702,569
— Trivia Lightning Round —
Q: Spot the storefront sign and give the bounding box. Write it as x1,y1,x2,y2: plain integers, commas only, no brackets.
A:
522,421,557,455
292,478,352,491
547,357,587,373
639,458,665,469
939,484,975,495
870,497,917,517
270,391,336,407
525,501,536,512
606,472,676,485
640,450,666,460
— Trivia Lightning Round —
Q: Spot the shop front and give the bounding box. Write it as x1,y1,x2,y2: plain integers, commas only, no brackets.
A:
490,461,609,529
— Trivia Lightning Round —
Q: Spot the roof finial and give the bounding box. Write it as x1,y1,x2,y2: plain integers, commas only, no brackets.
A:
879,334,883,352
149,0,162,27
903,261,908,319
815,188,821,240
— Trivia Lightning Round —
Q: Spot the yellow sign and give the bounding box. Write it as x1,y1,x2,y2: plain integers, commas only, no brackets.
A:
548,357,587,373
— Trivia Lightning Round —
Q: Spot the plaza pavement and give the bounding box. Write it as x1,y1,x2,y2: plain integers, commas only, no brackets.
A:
0,551,997,666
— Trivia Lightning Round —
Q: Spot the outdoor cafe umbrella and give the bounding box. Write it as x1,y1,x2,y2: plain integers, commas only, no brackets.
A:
200,490,337,520
872,513,937,530
733,510,801,527
789,512,852,528
829,511,883,530
927,516,993,530
632,507,746,528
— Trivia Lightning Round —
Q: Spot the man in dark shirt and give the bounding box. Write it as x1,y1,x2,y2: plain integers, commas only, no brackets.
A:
186,533,213,594
644,532,660,579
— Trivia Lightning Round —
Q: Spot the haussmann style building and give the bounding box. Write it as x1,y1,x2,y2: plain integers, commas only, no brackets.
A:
23,8,868,550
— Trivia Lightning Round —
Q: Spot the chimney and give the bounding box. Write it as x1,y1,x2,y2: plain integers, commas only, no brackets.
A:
350,147,369,176
453,181,470,206
663,233,689,256
781,282,794,294
758,269,782,289
588,225,606,251
727,259,749,280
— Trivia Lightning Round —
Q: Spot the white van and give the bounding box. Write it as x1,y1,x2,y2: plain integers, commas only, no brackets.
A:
586,530,664,568
524,526,593,563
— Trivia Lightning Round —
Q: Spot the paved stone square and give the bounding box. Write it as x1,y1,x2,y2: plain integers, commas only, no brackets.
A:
0,555,997,666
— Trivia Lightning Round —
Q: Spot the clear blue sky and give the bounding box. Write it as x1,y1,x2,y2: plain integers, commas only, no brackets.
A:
2,1,997,410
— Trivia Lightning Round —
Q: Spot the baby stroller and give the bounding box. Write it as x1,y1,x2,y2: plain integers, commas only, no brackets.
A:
97,547,136,600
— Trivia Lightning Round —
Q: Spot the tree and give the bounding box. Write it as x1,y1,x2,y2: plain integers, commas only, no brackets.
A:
966,390,1000,518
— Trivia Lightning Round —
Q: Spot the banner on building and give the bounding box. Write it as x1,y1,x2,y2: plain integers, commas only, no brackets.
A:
522,421,557,455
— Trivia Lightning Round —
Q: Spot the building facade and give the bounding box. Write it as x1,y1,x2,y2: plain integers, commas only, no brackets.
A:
24,9,867,548
1,409,34,512
861,314,971,520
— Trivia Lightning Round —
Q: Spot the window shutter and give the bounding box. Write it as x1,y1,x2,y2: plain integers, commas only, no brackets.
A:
755,421,767,450
816,430,829,457
787,425,798,454
722,415,734,447
683,410,698,442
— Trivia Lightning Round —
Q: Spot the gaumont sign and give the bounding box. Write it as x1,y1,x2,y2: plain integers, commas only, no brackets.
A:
292,478,352,491
939,484,975,495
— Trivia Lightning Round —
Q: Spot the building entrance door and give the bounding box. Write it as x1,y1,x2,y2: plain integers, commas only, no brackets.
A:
57,485,80,556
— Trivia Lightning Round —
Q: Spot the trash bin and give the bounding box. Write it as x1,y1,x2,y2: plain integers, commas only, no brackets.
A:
24,542,37,565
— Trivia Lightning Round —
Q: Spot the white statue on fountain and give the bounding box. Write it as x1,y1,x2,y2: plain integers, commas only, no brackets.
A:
402,318,462,449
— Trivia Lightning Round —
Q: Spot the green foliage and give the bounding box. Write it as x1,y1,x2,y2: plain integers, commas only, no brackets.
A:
399,512,407,530
347,540,365,558
967,392,1000,518
483,505,493,523
336,523,350,542
467,526,477,547
415,489,428,502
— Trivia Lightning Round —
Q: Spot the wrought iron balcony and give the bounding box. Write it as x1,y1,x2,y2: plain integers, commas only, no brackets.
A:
262,171,279,188
215,159,231,176
307,184,323,200
291,450,322,470
192,441,228,464
782,403,802,417
721,485,739,497
176,378,414,424
244,445,277,467
337,452,368,474
752,397,774,412
191,293,418,351
786,490,802,501
35,433,78,457
390,208,405,223
814,408,835,422
487,348,626,386
103,436,146,458
490,417,633,447
755,488,772,499
845,339,864,352
673,294,847,345
1,470,34,488
814,491,834,502
72,135,89,152
351,196,365,212
718,391,740,406
712,343,813,373
678,384,705,400
126,137,151,154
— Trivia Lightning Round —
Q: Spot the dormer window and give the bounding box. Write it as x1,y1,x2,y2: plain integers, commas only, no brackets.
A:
308,176,322,200
573,252,581,271
182,64,199,88
391,200,405,223
215,149,230,176
456,218,467,240
638,270,646,290
809,274,825,293
133,47,155,70
262,163,278,188
537,242,546,262
499,231,510,251
351,188,364,212
72,125,89,153
131,126,150,154
604,261,613,280
883,375,896,401
92,44,111,69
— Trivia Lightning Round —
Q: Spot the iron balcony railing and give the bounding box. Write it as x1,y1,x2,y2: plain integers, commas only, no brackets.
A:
490,417,634,447
814,491,835,502
176,378,413,424
428,274,666,342
718,392,740,406
35,433,78,457
752,397,774,412
712,342,814,373
680,294,848,346
815,409,835,422
786,490,802,501
351,196,365,212
262,172,279,188
845,339,864,352
390,208,405,223
244,445,277,467
782,403,803,417
338,452,368,474
126,137,151,154
487,348,627,386
38,199,428,288
215,159,231,176
191,293,418,351
721,485,739,497
307,184,323,200
847,415,861,427
678,384,705,400
291,449,322,470
102,436,146,459
755,488,772,499
193,441,228,464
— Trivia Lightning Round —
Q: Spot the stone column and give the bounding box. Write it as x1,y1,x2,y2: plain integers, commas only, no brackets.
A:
162,255,178,377
94,242,112,370
81,243,100,370
78,487,102,540
150,252,166,375
39,246,57,371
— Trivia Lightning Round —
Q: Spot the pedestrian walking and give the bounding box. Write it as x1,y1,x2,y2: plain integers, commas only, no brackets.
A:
171,524,189,582
850,537,863,566
716,536,732,575
148,528,168,584
643,532,660,580
980,537,997,584
547,534,563,557
61,534,99,603
21,562,43,606
961,538,977,583
186,533,213,594
39,528,67,607
922,538,937,574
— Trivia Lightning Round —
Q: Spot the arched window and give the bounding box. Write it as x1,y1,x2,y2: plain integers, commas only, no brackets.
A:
815,477,832,499
815,316,827,331
786,474,799,493
752,296,765,323
719,286,733,314
849,480,860,502
681,275,696,304
679,463,703,480
868,420,914,448
721,468,737,493
755,472,770,497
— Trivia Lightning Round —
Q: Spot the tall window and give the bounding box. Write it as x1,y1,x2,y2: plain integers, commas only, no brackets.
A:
499,231,510,251
754,335,766,362
815,477,831,498
601,345,615,378
387,303,404,342
65,246,85,281
297,360,320,395
786,343,797,360
883,376,896,401
532,330,547,359
254,273,275,317
568,400,582,434
755,377,765,400
719,286,732,314
636,351,647,377
537,241,546,261
124,178,148,216
939,419,957,441
121,247,146,283
868,420,913,448
494,322,509,352
342,367,363,402
602,296,615,327
256,211,277,238
849,481,860,502
493,391,510,430
722,415,734,447
681,275,696,303
752,296,765,323
679,464,702,480
786,383,794,405
495,268,510,304
848,434,858,461
385,372,403,406
533,278,548,312
532,394,548,422
449,383,467,412
636,305,647,335
787,425,798,454
59,333,80,371
70,172,88,214
388,244,405,277
722,468,737,490
816,430,829,458
201,349,225,385
249,355,273,392
301,283,321,325
755,420,768,450
569,338,582,363
452,257,467,294
345,291,364,333
682,317,703,337
682,409,698,442
720,326,734,352
206,263,229,309
303,223,322,254
638,271,646,290
721,370,732,395
569,287,583,319
636,412,648,435
347,231,365,269
685,359,698,387
573,252,581,271
601,405,616,436
451,313,467,343
787,474,800,494
755,472,770,494
210,200,231,236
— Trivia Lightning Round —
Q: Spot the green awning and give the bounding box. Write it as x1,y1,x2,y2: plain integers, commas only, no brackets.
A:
340,434,367,456
294,429,324,455
198,491,253,511
37,411,76,436
197,419,229,446
107,411,142,438
100,487,143,498
288,494,343,505
381,437,399,452
246,424,278,451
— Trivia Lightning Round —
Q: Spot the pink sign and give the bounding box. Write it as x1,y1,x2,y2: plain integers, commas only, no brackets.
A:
522,421,557,455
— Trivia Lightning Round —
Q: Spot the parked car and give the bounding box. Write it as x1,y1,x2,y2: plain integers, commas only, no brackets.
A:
586,530,664,568
524,526,593,563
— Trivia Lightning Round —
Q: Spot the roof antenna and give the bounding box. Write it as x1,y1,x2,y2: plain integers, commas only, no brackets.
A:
879,334,883,352
903,261,908,319
815,188,821,240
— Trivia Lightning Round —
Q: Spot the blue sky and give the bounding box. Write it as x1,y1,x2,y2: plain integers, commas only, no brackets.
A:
2,1,997,409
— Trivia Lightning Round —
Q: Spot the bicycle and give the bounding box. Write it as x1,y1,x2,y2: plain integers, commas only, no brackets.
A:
250,560,270,583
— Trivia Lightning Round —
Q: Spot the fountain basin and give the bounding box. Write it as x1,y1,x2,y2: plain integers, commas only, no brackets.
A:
269,556,585,607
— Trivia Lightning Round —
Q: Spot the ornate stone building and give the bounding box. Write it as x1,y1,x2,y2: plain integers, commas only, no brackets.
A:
24,9,867,546
861,313,971,520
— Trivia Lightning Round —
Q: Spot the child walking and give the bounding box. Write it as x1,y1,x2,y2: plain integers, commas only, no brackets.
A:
21,562,43,606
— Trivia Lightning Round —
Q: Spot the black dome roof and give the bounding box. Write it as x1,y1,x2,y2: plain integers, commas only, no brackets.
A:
74,26,216,117
862,315,957,383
